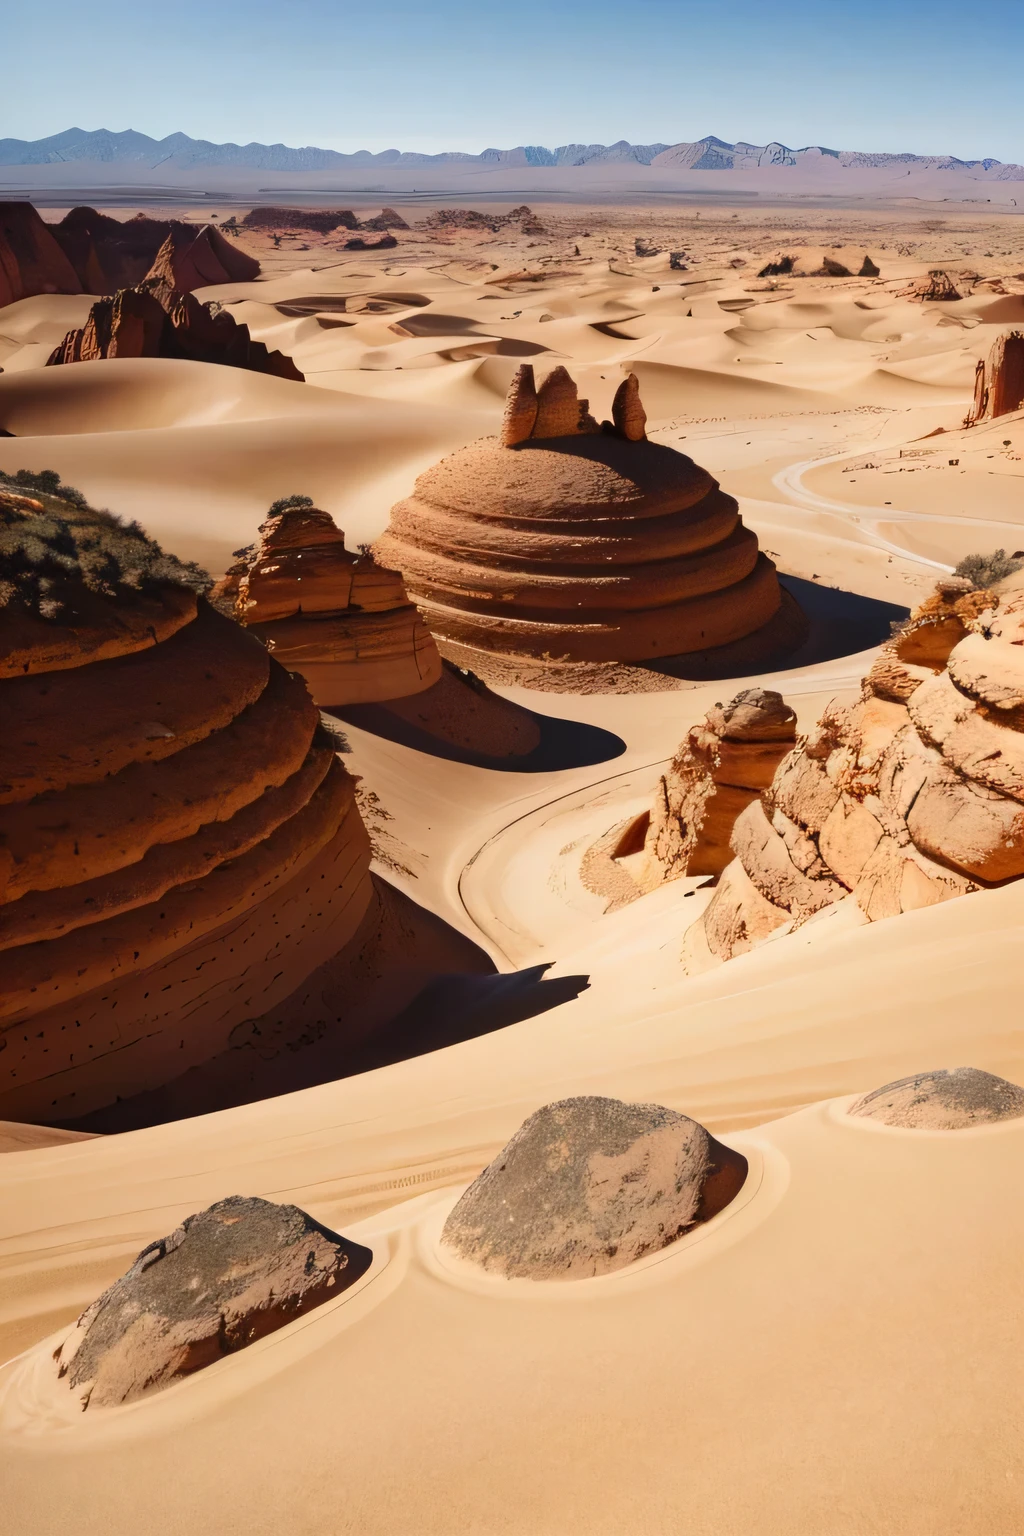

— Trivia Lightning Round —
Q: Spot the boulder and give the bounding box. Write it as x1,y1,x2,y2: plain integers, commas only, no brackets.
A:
849,1068,1024,1129
440,1096,746,1280
54,1196,372,1408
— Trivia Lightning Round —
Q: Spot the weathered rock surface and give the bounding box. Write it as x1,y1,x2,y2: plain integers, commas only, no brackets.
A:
376,367,785,665
638,688,797,890
46,279,301,380
222,501,442,704
849,1068,1024,1129
242,206,360,233
0,489,371,1122
55,1196,373,1407
684,573,1024,970
0,202,82,308
45,207,261,294
969,329,1024,423
440,1095,746,1280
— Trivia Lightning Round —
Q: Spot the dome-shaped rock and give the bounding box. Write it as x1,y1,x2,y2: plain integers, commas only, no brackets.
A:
849,1068,1024,1130
54,1195,372,1408
217,499,442,705
375,367,784,665
0,488,371,1123
440,1094,747,1280
683,571,1024,971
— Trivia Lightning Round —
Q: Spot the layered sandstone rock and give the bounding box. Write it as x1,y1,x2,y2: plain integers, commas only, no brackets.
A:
683,575,1024,971
46,279,301,380
638,689,797,891
218,499,441,704
0,491,371,1122
969,329,1024,423
375,367,785,665
30,207,261,295
55,1196,373,1408
0,202,82,308
142,224,260,292
440,1095,746,1280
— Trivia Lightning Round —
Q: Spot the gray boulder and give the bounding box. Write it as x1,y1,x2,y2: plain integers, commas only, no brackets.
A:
441,1095,746,1280
849,1067,1024,1129
55,1195,372,1407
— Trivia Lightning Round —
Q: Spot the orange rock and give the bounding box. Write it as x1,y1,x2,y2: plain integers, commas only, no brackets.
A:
0,202,82,307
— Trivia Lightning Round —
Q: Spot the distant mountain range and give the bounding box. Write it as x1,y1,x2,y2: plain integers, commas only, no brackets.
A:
2,128,1022,178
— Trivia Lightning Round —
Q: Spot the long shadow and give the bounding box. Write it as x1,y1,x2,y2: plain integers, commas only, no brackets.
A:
333,700,626,772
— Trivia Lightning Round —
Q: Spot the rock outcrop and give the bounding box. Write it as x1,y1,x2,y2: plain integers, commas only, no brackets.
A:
906,270,962,302
440,1095,746,1280
683,574,1024,971
638,689,797,891
215,498,441,704
0,485,371,1122
0,202,83,308
375,367,785,665
54,1196,373,1408
44,207,260,294
969,329,1024,423
242,206,360,233
46,278,302,380
849,1068,1024,1130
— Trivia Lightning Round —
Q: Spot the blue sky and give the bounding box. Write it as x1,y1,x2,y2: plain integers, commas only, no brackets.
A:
7,0,1024,161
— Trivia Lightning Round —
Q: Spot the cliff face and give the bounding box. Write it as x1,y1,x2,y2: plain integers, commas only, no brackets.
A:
0,492,370,1122
970,329,1024,423
46,280,302,380
0,202,83,308
375,367,785,665
683,577,1024,971
218,501,441,704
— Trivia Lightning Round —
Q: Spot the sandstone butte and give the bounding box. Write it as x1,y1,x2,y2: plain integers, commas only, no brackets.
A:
682,571,1024,971
374,365,786,665
45,256,301,381
0,485,371,1124
0,203,260,307
969,328,1024,422
213,499,442,705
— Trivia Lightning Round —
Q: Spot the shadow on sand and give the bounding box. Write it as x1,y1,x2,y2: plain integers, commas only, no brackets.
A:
332,698,626,771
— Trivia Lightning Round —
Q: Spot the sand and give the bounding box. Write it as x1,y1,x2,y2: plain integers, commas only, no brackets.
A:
2,199,1024,1533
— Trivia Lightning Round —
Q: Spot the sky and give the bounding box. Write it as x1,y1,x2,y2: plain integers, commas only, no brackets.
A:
6,0,1024,163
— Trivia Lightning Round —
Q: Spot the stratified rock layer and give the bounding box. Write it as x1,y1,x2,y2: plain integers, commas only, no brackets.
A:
0,499,371,1123
849,1068,1024,1130
639,688,797,891
684,576,1024,970
54,1196,373,1408
220,502,441,704
440,1095,746,1280
376,367,784,664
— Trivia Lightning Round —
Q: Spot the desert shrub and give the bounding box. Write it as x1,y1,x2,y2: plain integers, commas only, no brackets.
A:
1,467,88,507
954,548,1024,588
0,496,210,620
268,494,314,515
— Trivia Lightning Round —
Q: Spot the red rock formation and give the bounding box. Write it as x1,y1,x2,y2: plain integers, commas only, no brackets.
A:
343,233,398,251
683,575,1024,971
48,208,261,294
0,202,82,308
219,499,441,704
905,270,962,302
375,366,786,665
359,207,410,231
46,281,302,381
241,206,360,233
0,493,371,1122
142,224,260,291
969,330,1024,423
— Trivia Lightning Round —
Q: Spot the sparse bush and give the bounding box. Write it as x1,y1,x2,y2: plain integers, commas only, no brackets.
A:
954,548,1024,589
0,493,210,620
268,494,314,516
1,467,88,507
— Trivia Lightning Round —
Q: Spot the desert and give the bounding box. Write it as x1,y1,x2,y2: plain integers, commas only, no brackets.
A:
2,100,1024,1535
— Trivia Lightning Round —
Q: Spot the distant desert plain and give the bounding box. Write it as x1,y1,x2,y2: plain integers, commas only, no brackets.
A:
1,162,1024,1534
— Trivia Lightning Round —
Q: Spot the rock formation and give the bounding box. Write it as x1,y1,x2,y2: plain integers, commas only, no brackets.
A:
242,206,361,233
440,1095,746,1280
906,270,962,302
0,202,82,308
0,485,371,1122
44,207,260,294
54,1196,373,1408
360,207,410,231
969,330,1024,423
849,1068,1024,1130
342,233,398,251
638,689,797,891
46,278,302,380
215,498,441,704
375,367,785,665
683,573,1024,971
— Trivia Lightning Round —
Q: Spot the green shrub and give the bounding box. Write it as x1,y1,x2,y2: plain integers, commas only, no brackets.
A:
268,494,314,515
1,467,88,507
954,548,1024,589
